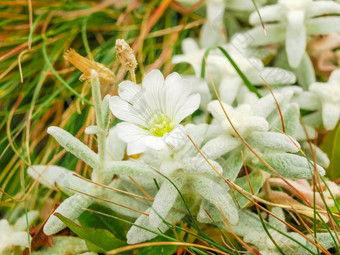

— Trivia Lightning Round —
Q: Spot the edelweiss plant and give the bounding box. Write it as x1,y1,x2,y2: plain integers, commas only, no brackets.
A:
12,0,339,253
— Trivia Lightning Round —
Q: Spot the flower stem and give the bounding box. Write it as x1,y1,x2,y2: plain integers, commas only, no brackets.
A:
91,70,107,183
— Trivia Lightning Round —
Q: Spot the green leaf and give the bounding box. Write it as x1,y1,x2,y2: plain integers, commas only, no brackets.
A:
78,204,127,241
320,122,340,180
232,170,267,208
137,230,178,255
55,213,126,253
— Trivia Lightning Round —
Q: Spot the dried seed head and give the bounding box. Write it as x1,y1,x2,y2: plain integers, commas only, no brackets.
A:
64,49,115,86
115,39,137,70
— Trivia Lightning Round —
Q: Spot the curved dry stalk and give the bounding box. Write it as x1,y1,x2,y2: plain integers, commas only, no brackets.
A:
72,174,153,201
188,134,330,253
107,241,230,255
204,55,313,208
260,75,285,133
65,186,149,216
230,181,331,255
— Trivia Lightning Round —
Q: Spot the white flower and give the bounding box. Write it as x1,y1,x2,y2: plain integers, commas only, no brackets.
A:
109,70,200,155
0,212,38,254
0,220,29,254
172,38,295,105
207,101,269,138
248,0,340,67
310,69,340,130
175,0,267,48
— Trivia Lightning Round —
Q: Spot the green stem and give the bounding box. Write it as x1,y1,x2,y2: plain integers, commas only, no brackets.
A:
91,71,105,183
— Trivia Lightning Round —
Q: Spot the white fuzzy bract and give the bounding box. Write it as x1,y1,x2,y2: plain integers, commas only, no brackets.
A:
248,0,340,67
310,69,340,130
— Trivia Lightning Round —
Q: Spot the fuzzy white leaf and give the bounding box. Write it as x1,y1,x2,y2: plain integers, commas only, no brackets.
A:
247,131,300,153
301,142,330,168
201,134,241,160
43,190,97,235
268,207,286,233
197,200,224,223
47,127,98,168
149,177,185,228
217,151,243,181
102,94,111,129
103,160,157,179
84,125,103,135
27,165,90,191
293,92,320,111
257,152,325,178
126,208,184,244
182,156,223,176
189,176,238,224
99,189,149,218
271,103,300,137
296,124,317,140
294,52,316,90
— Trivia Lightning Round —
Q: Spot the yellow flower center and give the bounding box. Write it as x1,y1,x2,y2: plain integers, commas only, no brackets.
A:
149,114,174,137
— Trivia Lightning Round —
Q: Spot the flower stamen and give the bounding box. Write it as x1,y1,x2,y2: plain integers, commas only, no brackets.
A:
149,113,174,136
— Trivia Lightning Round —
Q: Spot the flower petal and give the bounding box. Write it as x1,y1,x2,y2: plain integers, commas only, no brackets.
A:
200,22,225,48
307,1,340,18
257,67,296,85
219,76,242,105
207,100,231,121
142,69,164,91
115,122,150,154
181,38,200,55
118,80,142,104
292,91,321,110
109,96,148,127
249,5,283,25
307,17,340,35
329,69,340,84
106,127,126,161
143,136,168,151
164,72,191,119
285,10,306,68
322,102,340,130
246,24,286,47
206,0,224,22
173,93,201,124
294,52,316,90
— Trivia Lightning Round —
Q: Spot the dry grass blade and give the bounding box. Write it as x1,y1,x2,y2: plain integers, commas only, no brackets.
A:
228,180,331,255
65,186,149,216
72,174,153,201
204,55,313,208
128,176,154,201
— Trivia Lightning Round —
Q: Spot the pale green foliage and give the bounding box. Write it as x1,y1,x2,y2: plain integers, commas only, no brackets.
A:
231,209,338,254
26,0,340,248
